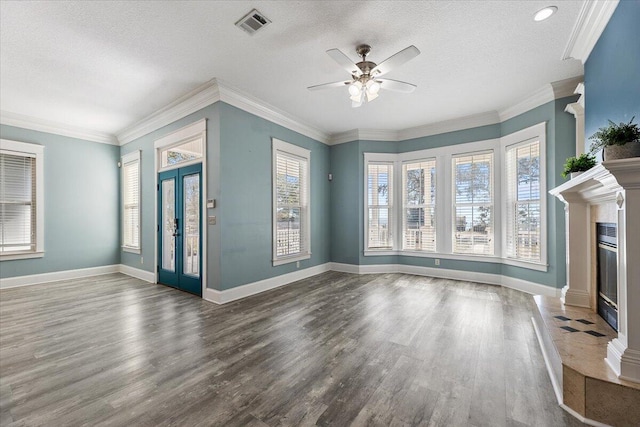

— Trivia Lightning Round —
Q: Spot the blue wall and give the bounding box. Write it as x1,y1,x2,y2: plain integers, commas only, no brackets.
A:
329,97,578,289
119,102,331,291
0,125,120,278
585,0,640,154
218,103,331,289
119,104,222,286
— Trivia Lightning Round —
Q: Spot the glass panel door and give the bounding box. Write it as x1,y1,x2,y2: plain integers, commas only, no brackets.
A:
183,173,200,277
162,179,176,272
157,164,202,296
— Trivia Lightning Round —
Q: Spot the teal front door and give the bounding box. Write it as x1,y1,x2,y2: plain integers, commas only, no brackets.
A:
157,163,202,296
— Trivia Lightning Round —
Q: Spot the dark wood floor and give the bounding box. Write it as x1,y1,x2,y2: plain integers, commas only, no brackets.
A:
0,272,584,426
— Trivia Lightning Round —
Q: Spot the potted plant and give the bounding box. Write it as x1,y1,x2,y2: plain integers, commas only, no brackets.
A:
562,153,596,178
589,116,640,160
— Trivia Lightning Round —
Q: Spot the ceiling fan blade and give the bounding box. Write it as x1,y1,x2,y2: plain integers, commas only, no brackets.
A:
371,45,420,77
307,80,352,91
377,78,417,93
326,48,363,76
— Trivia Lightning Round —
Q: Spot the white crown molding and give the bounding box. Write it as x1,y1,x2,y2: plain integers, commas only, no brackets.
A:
117,80,221,145
117,78,330,146
498,76,583,122
398,111,501,141
216,80,330,144
329,129,399,145
562,0,619,63
0,110,117,145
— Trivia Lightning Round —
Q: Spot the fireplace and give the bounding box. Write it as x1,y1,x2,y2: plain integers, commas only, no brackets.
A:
596,223,617,331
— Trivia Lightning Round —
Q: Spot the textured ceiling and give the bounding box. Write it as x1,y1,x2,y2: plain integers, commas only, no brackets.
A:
0,1,585,138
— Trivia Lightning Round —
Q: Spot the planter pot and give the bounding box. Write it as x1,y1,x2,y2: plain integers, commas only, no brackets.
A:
570,172,583,179
604,142,640,160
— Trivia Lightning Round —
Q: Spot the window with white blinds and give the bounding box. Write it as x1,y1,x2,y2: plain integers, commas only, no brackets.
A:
452,152,494,255
0,140,44,260
272,139,310,266
402,159,436,251
122,151,141,252
505,141,541,262
367,162,393,249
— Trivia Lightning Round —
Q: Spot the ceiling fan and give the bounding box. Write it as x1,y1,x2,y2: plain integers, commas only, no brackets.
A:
308,44,420,108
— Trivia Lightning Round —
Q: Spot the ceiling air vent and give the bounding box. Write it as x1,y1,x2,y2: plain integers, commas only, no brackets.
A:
235,9,271,35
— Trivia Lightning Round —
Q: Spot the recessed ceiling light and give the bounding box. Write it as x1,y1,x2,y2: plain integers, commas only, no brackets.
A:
534,6,558,22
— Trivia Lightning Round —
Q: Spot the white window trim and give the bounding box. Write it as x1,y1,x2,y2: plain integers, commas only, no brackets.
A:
272,138,311,266
121,150,141,254
362,125,548,273
363,153,396,252
500,122,547,270
155,120,206,172
0,139,44,261
451,149,496,256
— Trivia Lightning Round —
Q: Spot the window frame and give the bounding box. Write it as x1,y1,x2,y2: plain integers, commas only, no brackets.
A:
451,150,495,256
0,139,45,261
401,158,437,252
272,138,311,266
121,150,141,254
364,154,396,253
501,122,547,270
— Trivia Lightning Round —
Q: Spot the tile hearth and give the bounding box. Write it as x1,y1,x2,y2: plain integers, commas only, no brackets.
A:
533,295,640,426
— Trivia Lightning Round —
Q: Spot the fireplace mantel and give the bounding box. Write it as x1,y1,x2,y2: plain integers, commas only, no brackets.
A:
550,157,640,383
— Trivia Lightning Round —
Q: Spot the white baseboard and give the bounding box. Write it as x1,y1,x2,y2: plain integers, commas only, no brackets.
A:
118,264,155,282
203,263,332,305
329,262,560,297
0,264,120,289
0,263,155,289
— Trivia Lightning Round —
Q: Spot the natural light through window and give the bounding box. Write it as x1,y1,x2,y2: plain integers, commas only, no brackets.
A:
402,159,436,252
272,138,310,266
367,162,393,249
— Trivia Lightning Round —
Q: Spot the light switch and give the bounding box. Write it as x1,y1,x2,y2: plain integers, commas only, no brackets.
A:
208,216,216,225
207,199,216,209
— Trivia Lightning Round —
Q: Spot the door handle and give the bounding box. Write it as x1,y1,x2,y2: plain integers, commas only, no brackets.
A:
172,218,180,237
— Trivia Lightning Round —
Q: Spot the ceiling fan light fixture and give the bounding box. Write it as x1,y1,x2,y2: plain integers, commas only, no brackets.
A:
348,81,362,96
367,80,381,94
366,90,379,102
534,6,557,21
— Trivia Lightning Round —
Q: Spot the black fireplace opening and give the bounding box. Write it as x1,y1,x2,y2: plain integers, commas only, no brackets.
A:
596,223,618,331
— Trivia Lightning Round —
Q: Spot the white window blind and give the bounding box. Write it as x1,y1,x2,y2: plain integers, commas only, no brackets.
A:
367,162,393,249
273,139,310,265
0,152,36,254
453,152,494,255
402,159,436,251
506,141,541,261
122,151,140,251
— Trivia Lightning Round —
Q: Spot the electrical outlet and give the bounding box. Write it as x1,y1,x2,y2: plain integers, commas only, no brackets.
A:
141,257,144,264
435,259,440,266
296,261,300,268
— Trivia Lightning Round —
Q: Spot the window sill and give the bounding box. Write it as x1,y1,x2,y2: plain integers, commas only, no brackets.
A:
273,253,311,267
1,251,45,261
502,257,548,272
122,246,142,254
364,250,547,272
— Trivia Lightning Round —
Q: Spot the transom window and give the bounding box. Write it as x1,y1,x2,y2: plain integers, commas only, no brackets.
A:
160,136,203,170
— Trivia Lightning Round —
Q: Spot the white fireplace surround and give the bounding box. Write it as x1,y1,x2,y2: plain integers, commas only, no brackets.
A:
550,157,640,383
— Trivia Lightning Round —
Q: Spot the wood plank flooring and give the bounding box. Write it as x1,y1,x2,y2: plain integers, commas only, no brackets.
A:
0,272,585,426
